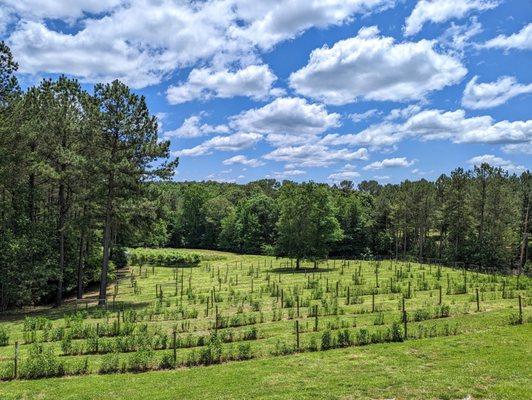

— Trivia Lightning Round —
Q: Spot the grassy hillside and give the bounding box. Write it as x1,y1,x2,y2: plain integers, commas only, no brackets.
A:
0,250,530,399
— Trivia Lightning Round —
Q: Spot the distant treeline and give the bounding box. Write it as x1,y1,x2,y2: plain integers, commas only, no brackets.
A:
144,169,530,273
0,41,530,311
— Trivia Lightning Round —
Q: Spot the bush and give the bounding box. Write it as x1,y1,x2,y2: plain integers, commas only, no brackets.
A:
19,344,65,379
336,329,352,347
128,348,154,372
0,326,9,346
389,322,403,342
321,330,333,350
235,343,253,360
356,328,370,345
68,358,89,375
271,339,296,356
159,353,175,370
373,313,385,325
199,333,222,365
99,352,120,374
111,246,128,269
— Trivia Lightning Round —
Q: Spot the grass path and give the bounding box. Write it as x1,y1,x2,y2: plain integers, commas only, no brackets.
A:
1,324,530,400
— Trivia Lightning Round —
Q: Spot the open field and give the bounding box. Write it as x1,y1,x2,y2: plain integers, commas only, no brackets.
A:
0,249,530,399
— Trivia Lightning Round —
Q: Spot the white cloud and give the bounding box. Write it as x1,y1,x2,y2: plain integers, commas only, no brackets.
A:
439,17,483,57
230,0,394,50
166,65,278,104
174,132,262,157
7,1,236,88
264,145,368,168
483,23,532,51
468,154,525,172
230,97,341,145
349,109,381,123
462,76,532,109
164,115,229,139
328,164,361,181
5,0,394,88
222,155,264,167
502,142,532,155
323,108,532,150
266,169,307,179
2,0,123,21
404,0,497,36
363,157,415,170
289,26,466,105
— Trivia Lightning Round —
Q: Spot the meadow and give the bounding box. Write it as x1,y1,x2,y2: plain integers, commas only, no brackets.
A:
0,248,530,399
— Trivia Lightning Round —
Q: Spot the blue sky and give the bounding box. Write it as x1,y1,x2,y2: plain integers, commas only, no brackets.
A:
2,0,531,183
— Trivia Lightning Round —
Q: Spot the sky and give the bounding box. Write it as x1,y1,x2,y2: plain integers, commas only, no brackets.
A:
1,0,531,184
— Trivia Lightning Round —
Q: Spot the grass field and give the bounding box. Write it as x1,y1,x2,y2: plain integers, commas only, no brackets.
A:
0,249,530,399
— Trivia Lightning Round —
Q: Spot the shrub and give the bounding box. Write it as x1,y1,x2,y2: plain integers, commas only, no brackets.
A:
235,343,253,360
336,329,352,347
320,330,333,350
128,348,154,372
356,328,370,345
68,358,89,375
413,308,431,322
19,344,65,379
159,353,175,370
242,326,258,341
307,336,319,352
99,352,120,374
389,322,403,342
271,339,296,356
0,326,9,346
373,313,385,325
199,333,222,365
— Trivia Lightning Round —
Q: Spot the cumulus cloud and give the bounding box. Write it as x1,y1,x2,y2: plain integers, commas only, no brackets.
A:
363,157,415,170
289,26,466,105
230,97,341,145
222,155,265,167
164,114,229,139
439,17,483,57
349,109,381,123
230,0,394,50
328,164,361,182
483,23,532,51
266,169,307,179
462,76,532,109
502,142,532,155
468,154,525,172
2,0,123,21
5,0,393,88
322,108,532,150
404,0,497,36
263,145,368,168
174,132,262,157
166,65,278,104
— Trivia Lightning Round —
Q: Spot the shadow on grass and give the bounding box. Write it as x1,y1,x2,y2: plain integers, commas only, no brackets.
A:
267,267,336,274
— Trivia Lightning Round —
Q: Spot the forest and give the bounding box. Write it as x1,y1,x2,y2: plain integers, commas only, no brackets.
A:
1,41,530,311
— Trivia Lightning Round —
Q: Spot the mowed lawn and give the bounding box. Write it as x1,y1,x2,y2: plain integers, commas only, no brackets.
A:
1,324,530,400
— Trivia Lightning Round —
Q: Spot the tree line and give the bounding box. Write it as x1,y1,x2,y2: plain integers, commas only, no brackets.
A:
1,41,530,310
0,43,177,310
145,168,530,274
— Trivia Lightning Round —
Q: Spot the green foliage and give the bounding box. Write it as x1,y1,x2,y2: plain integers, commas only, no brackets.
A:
0,326,9,346
19,344,64,379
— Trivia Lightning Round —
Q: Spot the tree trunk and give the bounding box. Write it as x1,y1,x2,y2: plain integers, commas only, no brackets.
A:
98,193,113,306
519,195,530,274
55,179,66,307
295,258,300,269
76,229,85,299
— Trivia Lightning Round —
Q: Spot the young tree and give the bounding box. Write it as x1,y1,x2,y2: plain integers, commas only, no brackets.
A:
276,182,343,268
93,80,177,306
